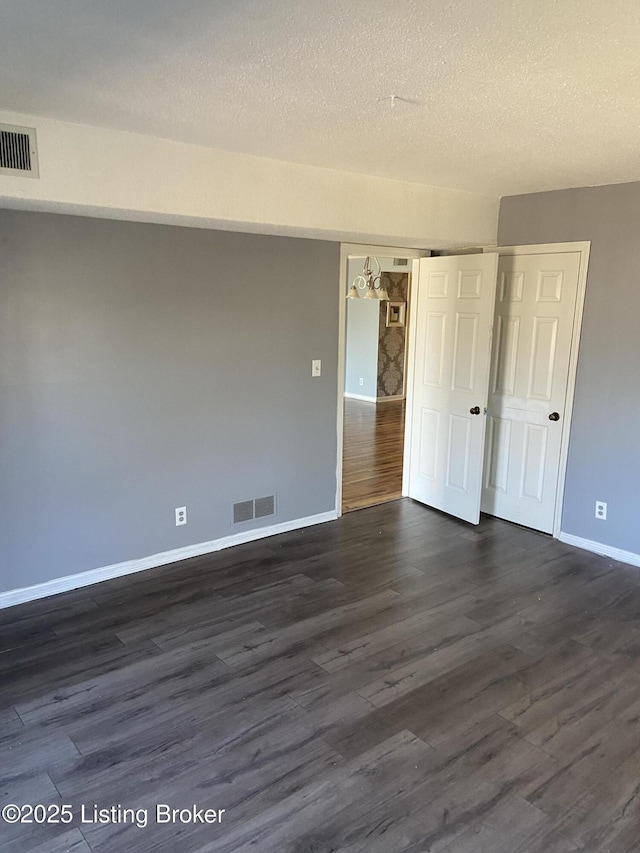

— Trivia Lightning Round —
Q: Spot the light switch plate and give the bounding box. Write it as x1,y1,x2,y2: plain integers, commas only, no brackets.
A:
312,359,321,377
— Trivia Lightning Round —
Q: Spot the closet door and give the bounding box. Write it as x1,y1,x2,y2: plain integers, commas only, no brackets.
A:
481,251,581,533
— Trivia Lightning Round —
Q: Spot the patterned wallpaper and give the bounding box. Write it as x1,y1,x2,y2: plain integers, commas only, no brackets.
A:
377,272,409,398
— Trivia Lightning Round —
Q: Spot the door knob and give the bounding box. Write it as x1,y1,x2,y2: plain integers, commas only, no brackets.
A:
470,406,481,415
549,412,560,421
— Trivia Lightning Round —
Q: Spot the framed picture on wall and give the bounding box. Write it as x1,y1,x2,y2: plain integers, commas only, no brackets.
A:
386,301,406,327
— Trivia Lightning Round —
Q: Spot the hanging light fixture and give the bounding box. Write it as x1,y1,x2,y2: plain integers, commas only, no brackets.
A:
377,277,390,301
346,256,390,301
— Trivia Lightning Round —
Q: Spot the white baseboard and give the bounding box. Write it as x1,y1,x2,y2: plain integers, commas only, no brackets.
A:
0,511,338,611
377,395,405,403
559,532,640,568
343,392,377,403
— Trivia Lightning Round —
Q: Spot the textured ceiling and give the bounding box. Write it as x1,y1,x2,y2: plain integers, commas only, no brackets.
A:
2,0,640,196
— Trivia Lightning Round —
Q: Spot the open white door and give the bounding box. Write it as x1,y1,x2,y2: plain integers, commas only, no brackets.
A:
405,254,498,524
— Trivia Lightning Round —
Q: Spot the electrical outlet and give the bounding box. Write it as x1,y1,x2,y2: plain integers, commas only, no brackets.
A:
359,377,364,386
595,501,607,520
175,506,187,526
312,359,321,377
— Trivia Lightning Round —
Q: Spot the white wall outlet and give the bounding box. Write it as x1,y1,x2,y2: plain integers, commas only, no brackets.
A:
311,359,321,377
175,506,187,526
359,377,364,386
595,501,607,520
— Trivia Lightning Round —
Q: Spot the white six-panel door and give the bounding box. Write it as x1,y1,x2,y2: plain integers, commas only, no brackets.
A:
481,252,581,533
406,254,498,524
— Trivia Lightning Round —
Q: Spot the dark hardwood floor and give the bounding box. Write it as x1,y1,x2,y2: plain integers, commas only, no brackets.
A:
3,500,640,852
342,398,405,512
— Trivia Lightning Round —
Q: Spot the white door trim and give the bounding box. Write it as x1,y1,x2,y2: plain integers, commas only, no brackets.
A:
336,243,429,517
402,258,422,500
487,242,591,538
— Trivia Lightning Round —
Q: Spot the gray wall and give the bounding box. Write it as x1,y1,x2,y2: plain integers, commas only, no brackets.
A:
344,258,379,399
0,210,340,594
499,183,640,554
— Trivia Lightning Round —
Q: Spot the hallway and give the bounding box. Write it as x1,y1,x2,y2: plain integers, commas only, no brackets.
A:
342,398,405,513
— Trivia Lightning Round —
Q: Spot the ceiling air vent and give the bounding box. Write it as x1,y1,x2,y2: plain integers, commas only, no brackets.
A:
0,123,39,178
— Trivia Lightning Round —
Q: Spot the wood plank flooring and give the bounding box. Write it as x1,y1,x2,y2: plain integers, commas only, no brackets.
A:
2,500,640,851
342,397,405,512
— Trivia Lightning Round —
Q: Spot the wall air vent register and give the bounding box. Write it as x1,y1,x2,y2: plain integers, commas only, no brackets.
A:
233,495,276,524
0,123,39,178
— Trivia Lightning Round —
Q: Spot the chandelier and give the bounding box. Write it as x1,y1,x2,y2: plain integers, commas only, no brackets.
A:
346,256,389,301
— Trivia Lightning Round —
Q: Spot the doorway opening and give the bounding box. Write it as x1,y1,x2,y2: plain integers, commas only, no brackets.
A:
339,251,421,514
